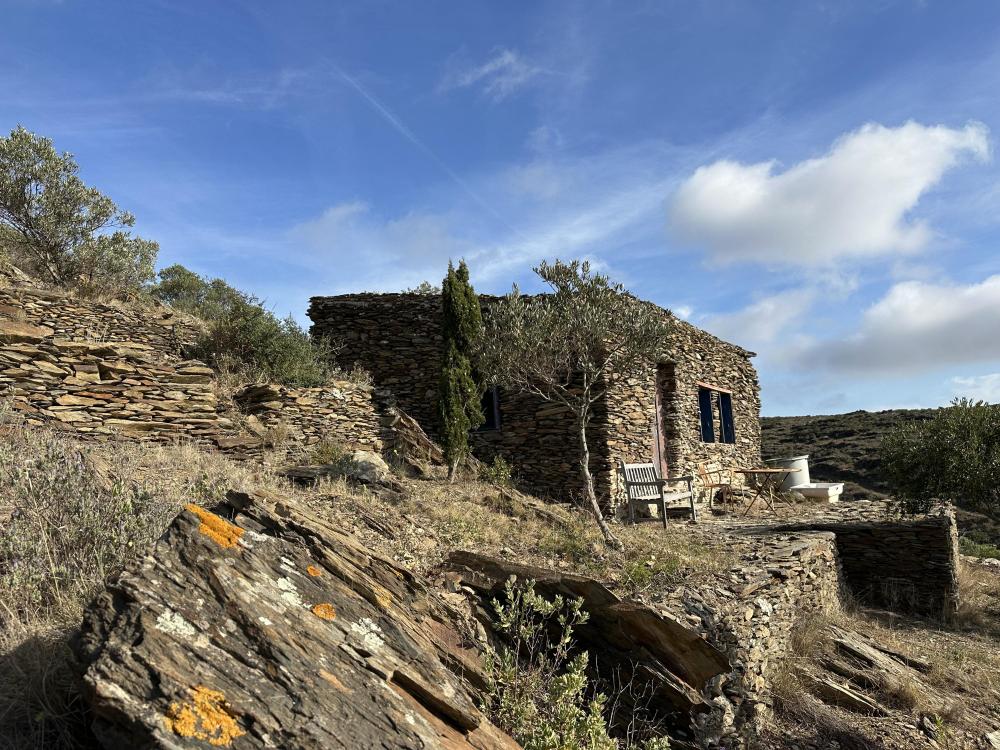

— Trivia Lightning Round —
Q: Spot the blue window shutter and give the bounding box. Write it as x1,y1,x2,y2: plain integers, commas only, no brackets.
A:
698,387,715,442
719,392,736,444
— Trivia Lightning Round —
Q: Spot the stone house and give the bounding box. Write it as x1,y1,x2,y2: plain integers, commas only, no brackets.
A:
309,293,762,506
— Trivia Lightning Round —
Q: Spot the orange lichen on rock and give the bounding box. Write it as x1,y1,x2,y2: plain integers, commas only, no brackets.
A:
373,586,394,609
306,564,323,577
184,504,245,549
311,603,337,621
163,685,245,747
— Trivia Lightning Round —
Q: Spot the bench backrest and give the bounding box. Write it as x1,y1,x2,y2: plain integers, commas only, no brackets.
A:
620,462,662,500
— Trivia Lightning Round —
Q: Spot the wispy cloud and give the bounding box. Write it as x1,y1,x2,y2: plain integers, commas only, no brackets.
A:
951,373,1000,403
439,48,544,100
791,275,1000,374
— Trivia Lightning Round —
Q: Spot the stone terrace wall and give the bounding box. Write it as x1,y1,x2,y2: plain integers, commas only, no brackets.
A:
0,284,200,358
233,381,387,454
777,505,960,618
0,318,227,441
606,315,762,502
0,283,388,457
663,531,842,745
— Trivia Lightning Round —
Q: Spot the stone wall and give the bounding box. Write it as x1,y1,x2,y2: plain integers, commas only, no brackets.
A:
606,316,762,505
309,293,590,499
0,285,199,358
0,283,388,458
233,381,387,455
308,293,761,504
777,505,961,618
0,318,227,440
664,531,842,745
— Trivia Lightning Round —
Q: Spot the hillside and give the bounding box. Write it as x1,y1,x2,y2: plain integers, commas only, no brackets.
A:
761,408,940,501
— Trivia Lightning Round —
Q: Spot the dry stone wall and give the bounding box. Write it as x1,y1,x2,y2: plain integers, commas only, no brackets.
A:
0,282,389,458
0,285,199,357
607,316,762,505
309,293,590,500
233,381,388,454
663,531,842,745
0,318,227,440
776,503,961,618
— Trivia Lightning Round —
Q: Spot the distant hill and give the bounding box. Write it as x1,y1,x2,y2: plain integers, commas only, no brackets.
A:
761,408,940,501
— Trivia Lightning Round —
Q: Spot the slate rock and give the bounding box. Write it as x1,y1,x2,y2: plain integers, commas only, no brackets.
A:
75,490,518,749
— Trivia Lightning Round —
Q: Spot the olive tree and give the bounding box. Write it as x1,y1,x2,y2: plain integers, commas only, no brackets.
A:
479,260,673,548
0,125,157,296
881,398,1000,514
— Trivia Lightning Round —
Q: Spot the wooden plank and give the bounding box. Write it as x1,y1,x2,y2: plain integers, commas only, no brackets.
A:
695,380,732,394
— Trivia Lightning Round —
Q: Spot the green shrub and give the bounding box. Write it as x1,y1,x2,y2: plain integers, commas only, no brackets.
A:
959,536,1000,560
881,398,1000,514
151,264,333,387
483,579,616,750
0,126,157,298
482,579,670,750
480,455,514,488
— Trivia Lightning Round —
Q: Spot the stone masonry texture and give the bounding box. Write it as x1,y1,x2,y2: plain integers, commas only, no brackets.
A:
308,292,762,507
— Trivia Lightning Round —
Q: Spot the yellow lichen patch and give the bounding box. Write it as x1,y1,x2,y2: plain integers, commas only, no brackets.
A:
306,564,323,577
185,504,244,549
312,603,337,621
162,685,245,747
373,586,394,609
319,669,352,693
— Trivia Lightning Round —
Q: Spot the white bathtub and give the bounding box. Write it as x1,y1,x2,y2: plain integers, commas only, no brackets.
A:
791,482,844,502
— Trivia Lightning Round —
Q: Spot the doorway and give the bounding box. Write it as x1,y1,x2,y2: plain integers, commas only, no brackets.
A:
652,362,676,478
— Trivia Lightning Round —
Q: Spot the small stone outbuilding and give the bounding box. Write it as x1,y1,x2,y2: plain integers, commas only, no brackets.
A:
309,293,762,506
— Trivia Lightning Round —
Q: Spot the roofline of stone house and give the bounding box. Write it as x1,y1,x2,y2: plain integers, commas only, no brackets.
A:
308,291,756,359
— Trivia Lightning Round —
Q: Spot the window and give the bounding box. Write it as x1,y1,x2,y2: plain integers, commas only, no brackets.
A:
478,386,502,431
697,383,736,444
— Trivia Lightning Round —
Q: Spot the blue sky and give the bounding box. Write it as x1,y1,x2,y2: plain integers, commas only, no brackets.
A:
4,1,1000,416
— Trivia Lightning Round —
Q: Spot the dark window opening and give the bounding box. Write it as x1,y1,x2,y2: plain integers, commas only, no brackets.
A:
698,387,714,443
719,392,735,444
698,384,736,444
478,387,501,431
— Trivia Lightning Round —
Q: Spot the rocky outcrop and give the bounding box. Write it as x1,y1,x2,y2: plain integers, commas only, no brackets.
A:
75,490,519,749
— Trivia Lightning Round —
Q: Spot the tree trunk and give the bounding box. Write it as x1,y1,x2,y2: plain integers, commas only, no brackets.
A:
447,457,458,483
577,408,622,549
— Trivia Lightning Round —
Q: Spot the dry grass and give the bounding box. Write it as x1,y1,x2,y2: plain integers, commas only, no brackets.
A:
0,410,298,749
769,563,1000,749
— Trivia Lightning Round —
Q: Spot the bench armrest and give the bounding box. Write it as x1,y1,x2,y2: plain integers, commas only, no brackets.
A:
664,475,694,483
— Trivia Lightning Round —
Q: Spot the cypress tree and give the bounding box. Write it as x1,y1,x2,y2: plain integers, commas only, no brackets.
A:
438,260,484,480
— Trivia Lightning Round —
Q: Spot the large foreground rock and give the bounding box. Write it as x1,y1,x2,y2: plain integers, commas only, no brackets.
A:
75,490,518,749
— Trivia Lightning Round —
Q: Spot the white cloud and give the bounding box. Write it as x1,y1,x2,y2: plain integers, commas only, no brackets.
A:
673,305,693,320
950,373,1000,403
795,275,1000,373
701,289,813,346
439,48,543,100
670,121,990,265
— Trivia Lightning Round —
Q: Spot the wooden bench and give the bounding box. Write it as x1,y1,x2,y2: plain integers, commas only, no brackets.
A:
619,461,697,527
